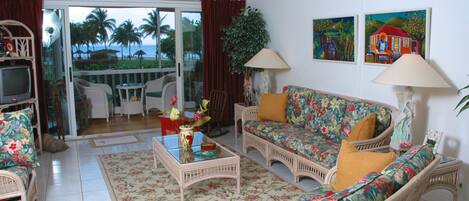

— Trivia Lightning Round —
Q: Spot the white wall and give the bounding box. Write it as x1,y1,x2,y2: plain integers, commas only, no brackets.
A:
247,0,469,200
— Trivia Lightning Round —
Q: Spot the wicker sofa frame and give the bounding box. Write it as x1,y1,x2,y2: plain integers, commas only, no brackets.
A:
0,169,37,201
242,103,395,184
323,152,442,200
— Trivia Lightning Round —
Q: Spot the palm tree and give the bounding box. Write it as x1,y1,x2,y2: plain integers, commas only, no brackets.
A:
86,8,116,49
140,10,170,65
110,27,127,60
120,20,142,60
70,22,85,60
82,20,99,51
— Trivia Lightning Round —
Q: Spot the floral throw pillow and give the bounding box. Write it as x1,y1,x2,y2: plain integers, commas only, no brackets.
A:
0,108,38,168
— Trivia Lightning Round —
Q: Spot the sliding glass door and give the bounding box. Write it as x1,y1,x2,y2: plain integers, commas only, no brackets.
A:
42,8,76,137
176,10,203,110
43,2,201,137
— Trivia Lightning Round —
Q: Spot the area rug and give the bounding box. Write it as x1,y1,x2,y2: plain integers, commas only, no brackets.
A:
98,150,305,201
91,135,140,147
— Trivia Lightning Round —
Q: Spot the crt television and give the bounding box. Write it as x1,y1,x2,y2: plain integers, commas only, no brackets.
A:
0,65,31,104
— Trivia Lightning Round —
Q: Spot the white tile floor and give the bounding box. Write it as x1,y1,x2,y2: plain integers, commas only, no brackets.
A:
37,127,448,201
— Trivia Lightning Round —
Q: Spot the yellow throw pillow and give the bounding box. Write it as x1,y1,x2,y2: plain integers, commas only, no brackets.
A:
347,113,377,141
258,93,288,123
331,140,396,191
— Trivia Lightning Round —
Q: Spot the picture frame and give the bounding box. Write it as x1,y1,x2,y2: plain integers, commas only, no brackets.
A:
312,15,357,63
363,8,431,66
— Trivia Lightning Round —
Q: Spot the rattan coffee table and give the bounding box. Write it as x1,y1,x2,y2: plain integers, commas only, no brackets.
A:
152,132,240,201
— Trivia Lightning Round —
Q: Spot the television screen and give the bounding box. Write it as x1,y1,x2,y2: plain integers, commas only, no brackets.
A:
0,65,31,104
3,68,30,96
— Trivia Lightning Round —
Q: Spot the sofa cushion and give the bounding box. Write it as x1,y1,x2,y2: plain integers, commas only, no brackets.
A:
332,140,396,191
297,185,335,201
5,166,32,189
305,92,349,142
331,172,394,201
299,172,393,201
0,108,38,168
258,93,288,123
283,86,392,143
244,120,340,168
283,86,311,127
382,145,434,191
347,113,377,141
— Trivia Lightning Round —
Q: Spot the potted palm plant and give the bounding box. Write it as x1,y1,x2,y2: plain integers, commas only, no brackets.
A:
223,7,269,106
455,80,469,116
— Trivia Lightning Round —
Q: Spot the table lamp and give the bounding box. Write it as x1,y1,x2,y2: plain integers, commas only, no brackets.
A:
244,48,290,93
373,54,450,151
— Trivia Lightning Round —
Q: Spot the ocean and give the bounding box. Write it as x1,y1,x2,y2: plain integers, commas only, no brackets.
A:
74,44,163,59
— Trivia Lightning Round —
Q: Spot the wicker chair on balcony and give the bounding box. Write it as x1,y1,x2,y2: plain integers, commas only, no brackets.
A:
145,73,177,113
74,78,114,122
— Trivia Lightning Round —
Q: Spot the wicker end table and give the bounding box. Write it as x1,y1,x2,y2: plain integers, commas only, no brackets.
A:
426,156,462,201
152,132,240,201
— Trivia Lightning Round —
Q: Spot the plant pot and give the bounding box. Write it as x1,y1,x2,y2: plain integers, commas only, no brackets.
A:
179,125,194,149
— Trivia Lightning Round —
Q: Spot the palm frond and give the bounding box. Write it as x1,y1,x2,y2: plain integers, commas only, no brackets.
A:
455,94,469,110
458,84,469,94
457,101,469,116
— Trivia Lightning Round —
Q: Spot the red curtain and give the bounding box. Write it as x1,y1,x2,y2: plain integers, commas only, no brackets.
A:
202,0,245,123
0,0,47,133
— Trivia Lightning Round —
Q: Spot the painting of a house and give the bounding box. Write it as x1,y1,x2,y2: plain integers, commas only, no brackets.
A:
365,9,429,65
313,16,356,62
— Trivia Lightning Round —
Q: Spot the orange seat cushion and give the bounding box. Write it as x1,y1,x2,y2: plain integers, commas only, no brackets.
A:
258,93,288,123
347,113,377,141
331,140,396,191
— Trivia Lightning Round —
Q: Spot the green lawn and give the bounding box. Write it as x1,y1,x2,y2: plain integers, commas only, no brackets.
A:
73,59,176,71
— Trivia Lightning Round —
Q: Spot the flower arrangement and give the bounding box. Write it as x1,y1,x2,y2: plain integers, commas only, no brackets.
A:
167,96,211,128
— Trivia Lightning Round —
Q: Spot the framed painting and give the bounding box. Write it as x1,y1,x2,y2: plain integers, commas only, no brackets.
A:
364,8,431,65
313,16,357,63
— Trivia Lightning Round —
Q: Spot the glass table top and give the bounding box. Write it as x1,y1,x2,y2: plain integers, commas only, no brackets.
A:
155,132,235,164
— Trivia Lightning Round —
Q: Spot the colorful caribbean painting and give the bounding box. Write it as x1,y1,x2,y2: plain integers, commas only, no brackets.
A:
364,9,430,65
313,16,356,62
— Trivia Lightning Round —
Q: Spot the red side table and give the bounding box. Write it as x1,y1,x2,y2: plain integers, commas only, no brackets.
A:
159,112,195,135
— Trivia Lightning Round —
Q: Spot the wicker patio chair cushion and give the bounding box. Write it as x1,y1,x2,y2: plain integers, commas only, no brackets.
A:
146,91,162,98
4,166,32,189
244,120,340,168
0,108,38,168
382,145,434,191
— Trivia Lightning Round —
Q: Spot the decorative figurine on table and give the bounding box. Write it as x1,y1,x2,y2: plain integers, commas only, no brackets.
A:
423,129,443,154
167,96,211,149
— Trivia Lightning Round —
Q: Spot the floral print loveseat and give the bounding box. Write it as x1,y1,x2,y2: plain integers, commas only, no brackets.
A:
242,85,396,183
299,145,441,201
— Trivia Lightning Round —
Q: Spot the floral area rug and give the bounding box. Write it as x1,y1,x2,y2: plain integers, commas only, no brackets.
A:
98,150,304,201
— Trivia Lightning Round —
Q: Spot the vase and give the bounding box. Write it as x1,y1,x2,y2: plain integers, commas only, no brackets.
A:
179,125,194,149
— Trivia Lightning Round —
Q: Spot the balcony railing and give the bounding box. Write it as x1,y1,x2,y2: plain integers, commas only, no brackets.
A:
74,67,176,106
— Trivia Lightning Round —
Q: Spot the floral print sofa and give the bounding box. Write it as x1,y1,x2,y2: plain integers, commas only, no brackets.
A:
242,86,396,183
299,145,441,201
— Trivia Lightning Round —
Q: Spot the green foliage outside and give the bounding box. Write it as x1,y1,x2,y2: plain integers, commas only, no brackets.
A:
73,60,175,71
222,7,269,74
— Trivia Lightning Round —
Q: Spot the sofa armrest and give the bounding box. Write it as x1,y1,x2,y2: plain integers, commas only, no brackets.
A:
324,166,337,185
352,120,394,151
0,170,26,199
241,106,259,124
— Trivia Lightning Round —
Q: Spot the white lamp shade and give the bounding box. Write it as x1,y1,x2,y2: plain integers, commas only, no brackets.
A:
373,54,450,88
244,48,290,69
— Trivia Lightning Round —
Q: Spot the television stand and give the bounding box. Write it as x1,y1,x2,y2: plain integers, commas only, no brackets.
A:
0,20,43,153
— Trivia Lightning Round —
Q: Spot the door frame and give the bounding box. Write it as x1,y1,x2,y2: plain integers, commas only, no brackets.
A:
44,1,201,138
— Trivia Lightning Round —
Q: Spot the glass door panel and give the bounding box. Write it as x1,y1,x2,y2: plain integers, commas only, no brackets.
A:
181,11,203,109
42,9,73,137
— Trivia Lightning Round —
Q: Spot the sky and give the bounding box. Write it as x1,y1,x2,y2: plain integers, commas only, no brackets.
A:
69,7,200,45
